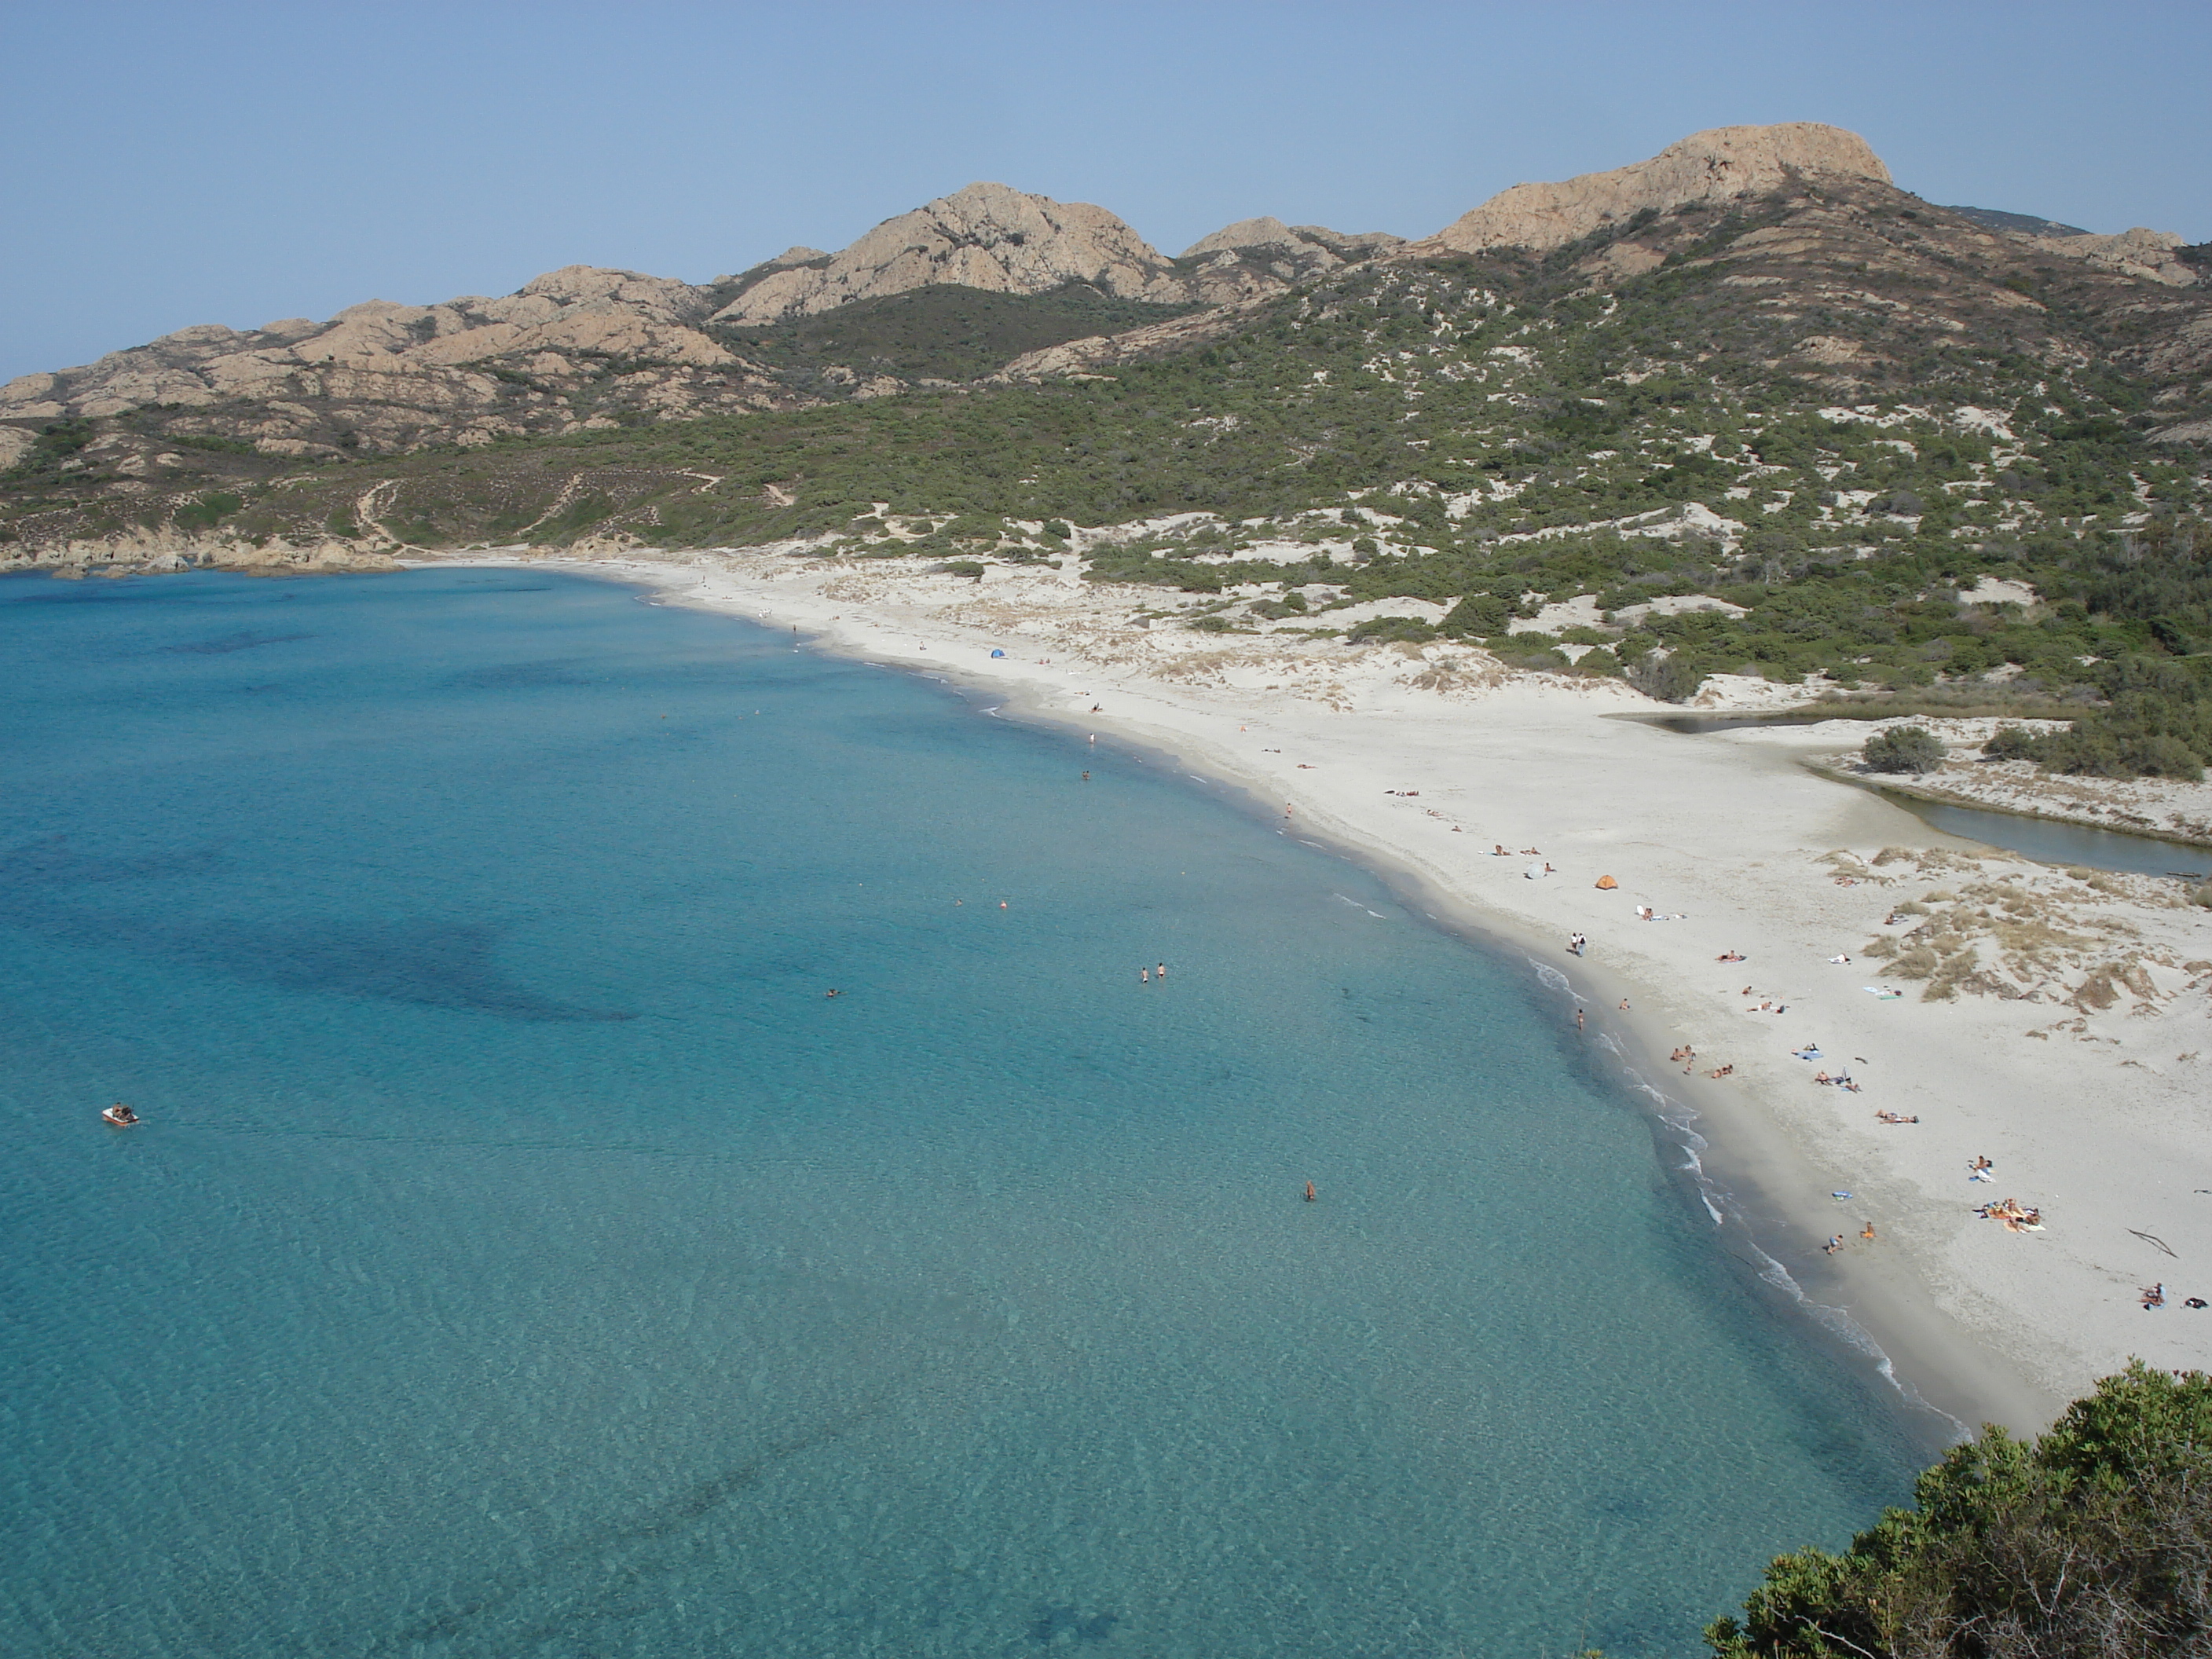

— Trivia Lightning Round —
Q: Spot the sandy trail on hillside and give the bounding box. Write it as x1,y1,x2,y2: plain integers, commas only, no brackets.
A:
440,549,2212,1433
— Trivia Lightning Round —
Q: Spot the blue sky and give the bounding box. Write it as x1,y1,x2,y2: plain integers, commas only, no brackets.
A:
4,0,2207,383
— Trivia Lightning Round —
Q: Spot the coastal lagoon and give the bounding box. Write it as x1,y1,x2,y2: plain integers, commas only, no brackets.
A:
2,569,1926,1657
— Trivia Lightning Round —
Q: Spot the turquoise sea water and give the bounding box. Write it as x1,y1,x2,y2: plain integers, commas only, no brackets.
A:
2,569,1927,1657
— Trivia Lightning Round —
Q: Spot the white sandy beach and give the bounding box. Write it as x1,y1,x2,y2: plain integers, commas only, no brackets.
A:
439,547,2212,1434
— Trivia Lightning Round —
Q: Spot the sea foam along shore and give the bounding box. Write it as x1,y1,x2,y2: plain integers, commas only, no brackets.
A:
430,548,2212,1435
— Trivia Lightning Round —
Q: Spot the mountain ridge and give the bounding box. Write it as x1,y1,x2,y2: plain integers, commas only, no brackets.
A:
4,121,2200,471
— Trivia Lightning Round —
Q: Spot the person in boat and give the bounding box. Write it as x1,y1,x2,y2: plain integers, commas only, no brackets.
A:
104,1103,139,1126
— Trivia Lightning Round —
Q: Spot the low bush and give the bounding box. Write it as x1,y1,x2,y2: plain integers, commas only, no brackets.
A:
1863,725,1946,774
1347,614,1439,644
1708,1363,2212,1656
1628,650,1705,703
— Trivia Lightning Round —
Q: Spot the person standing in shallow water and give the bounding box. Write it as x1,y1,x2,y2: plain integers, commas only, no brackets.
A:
1155,963,1166,980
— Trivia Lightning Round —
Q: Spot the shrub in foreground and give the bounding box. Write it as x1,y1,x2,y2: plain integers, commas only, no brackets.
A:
1708,1362,2212,1657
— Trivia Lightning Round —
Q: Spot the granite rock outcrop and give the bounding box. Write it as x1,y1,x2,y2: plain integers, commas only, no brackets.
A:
711,183,1186,324
0,265,789,457
1403,123,1892,257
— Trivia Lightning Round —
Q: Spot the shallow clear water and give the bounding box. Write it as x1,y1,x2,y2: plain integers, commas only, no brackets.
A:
1866,789,2209,879
2,569,1926,1657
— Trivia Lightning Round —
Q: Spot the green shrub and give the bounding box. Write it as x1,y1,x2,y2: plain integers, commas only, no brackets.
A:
1982,724,2040,761
1442,592,1511,637
1708,1363,2212,1657
1863,726,1946,774
173,490,244,533
1347,614,1439,644
1628,650,1705,704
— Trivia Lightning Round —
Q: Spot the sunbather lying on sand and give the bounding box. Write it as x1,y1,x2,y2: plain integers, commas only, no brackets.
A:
1874,1110,1920,1124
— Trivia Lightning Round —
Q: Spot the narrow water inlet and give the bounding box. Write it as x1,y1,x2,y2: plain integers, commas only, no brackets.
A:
1628,711,2211,879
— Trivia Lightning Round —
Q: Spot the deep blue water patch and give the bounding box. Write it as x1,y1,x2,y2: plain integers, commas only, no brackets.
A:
1,569,1925,1657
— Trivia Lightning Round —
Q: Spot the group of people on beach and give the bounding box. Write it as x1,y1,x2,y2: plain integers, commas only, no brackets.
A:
2140,1284,2210,1311
1825,1221,1879,1254
1544,859,2046,1278
1974,1197,2044,1232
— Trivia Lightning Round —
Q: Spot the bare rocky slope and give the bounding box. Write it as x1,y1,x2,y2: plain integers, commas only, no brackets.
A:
1403,122,1894,256
0,183,1397,467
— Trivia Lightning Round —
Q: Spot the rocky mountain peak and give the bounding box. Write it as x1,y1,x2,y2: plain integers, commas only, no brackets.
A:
711,183,1184,326
1181,217,1303,257
1180,218,1403,259
1407,122,1892,256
